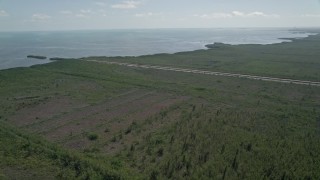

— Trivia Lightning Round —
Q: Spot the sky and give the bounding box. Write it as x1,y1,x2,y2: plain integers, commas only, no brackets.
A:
0,0,320,31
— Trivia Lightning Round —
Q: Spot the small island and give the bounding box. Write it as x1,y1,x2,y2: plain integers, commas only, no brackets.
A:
205,42,230,49
27,55,47,60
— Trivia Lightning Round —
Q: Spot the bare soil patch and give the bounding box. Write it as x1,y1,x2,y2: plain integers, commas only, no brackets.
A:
57,94,188,152
8,96,86,127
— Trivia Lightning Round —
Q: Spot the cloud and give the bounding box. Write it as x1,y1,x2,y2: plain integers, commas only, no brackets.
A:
75,14,89,18
233,11,279,18
60,10,73,15
135,12,153,17
32,13,51,21
194,11,279,19
301,14,320,18
80,9,94,14
194,13,232,19
111,1,141,9
232,11,245,17
60,10,96,18
95,2,107,7
0,10,9,17
134,12,163,18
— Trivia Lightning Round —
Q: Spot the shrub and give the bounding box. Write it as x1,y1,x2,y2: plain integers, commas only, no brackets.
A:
111,136,117,142
87,133,98,141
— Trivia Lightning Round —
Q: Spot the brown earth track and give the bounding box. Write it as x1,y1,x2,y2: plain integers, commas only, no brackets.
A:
44,91,177,143
42,91,157,141
61,96,189,151
25,89,148,134
102,99,205,155
101,100,187,155
8,96,86,127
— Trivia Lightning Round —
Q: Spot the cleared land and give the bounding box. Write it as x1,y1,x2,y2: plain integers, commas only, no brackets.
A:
0,30,320,179
87,60,320,87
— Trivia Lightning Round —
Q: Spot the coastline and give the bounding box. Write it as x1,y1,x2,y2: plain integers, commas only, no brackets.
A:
78,31,320,82
54,30,319,60
204,32,319,49
0,28,318,71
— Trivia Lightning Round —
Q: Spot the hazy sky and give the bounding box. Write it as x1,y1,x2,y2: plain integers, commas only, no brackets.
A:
0,0,320,31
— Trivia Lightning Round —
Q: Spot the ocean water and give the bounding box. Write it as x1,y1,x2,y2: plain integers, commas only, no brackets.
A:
0,28,313,70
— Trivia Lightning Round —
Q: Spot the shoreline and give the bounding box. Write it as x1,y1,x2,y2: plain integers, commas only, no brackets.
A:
0,29,318,71
69,30,319,59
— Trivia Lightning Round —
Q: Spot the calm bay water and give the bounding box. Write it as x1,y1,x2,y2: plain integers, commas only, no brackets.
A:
0,28,313,70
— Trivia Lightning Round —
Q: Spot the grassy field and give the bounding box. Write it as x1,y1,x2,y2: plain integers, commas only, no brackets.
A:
0,30,320,179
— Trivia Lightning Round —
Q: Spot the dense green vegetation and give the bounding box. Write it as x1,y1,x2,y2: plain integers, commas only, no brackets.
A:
0,30,320,179
86,32,320,81
0,121,137,179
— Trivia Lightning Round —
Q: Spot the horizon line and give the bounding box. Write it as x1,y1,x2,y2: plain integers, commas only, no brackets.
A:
1,26,320,33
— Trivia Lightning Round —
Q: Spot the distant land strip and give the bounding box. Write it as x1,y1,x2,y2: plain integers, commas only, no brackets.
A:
87,60,320,87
